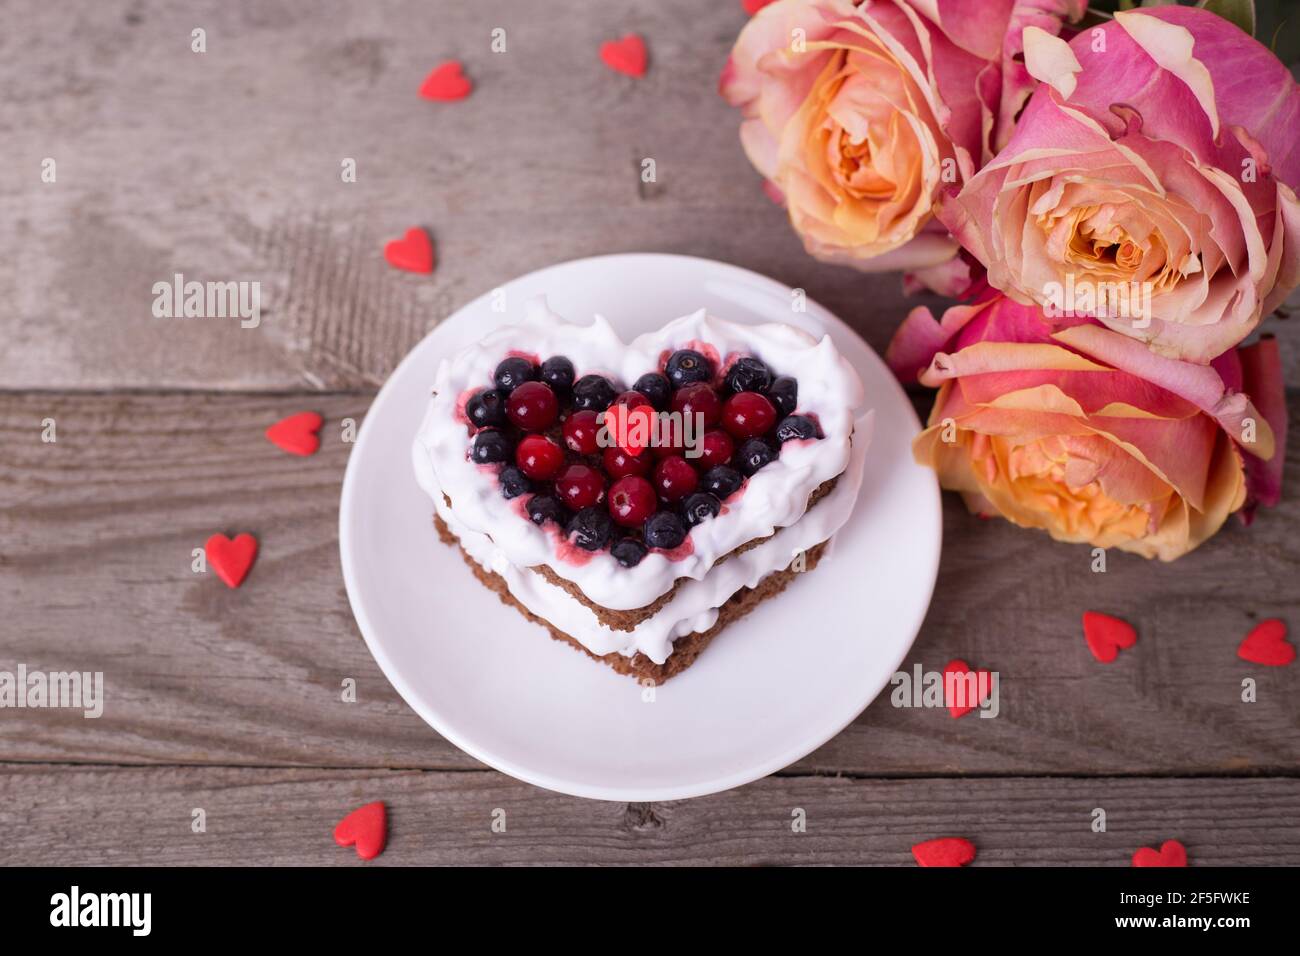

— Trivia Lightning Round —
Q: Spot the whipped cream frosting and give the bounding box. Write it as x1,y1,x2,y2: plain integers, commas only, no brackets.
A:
412,298,867,611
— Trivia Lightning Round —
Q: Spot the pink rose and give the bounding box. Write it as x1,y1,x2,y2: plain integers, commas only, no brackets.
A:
939,6,1300,363
720,0,1085,292
888,294,1285,560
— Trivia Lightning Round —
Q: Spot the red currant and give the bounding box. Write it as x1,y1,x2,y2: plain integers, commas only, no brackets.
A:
555,463,606,509
721,391,777,439
607,476,657,527
603,445,651,479
505,381,558,431
563,410,601,455
653,456,698,502
611,389,651,409
697,428,734,469
651,415,684,459
515,435,565,480
671,382,721,427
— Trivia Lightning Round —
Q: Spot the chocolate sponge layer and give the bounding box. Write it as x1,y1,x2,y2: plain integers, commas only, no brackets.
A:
435,513,828,684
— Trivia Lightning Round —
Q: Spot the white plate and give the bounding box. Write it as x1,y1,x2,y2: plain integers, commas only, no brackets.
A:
339,254,941,801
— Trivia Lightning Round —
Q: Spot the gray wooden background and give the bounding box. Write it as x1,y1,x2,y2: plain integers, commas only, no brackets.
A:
1,0,1297,865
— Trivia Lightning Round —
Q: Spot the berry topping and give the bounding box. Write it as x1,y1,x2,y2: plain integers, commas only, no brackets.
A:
471,429,513,464
633,372,672,410
506,381,559,431
681,492,721,527
735,436,776,475
465,389,508,429
665,349,713,388
555,463,606,509
775,414,820,443
603,445,651,478
697,428,734,469
644,510,687,550
563,409,601,455
671,382,721,427
526,494,570,527
493,357,536,394
607,476,657,527
701,465,744,499
567,506,612,551
539,355,575,394
572,374,618,412
724,356,773,394
611,537,648,568
498,465,533,499
653,455,698,502
767,375,798,417
721,391,777,439
612,389,651,409
515,434,565,480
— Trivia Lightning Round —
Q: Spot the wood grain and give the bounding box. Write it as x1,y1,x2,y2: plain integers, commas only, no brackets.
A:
2,391,1296,775
1,763,1296,865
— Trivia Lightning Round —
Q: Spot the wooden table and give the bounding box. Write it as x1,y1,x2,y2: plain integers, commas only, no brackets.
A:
2,0,1297,865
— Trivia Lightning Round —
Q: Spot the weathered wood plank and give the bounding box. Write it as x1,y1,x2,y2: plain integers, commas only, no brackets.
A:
2,391,1297,774
1,764,1296,865
6,0,1296,391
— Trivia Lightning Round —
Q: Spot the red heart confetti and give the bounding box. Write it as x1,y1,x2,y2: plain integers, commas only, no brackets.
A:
205,533,258,589
419,60,472,101
1237,618,1294,666
1083,611,1137,663
912,837,976,867
384,227,435,274
742,0,778,13
600,34,648,78
265,411,322,457
943,658,991,719
1132,839,1188,868
334,801,387,861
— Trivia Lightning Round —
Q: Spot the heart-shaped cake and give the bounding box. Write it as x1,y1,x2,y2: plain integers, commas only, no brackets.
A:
413,299,871,682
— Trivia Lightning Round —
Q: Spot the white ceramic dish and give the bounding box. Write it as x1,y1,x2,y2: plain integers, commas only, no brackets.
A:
339,253,941,801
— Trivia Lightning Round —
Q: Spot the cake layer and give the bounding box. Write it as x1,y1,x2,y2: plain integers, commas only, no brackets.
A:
412,299,866,611
427,424,870,664
442,519,830,684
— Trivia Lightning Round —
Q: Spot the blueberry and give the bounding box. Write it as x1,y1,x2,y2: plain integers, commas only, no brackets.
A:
611,537,648,568
494,357,536,394
498,465,533,499
471,429,513,464
540,356,575,394
466,389,508,429
775,414,820,443
633,372,672,410
701,465,743,499
567,506,612,551
665,349,713,389
724,356,772,394
526,494,570,527
681,492,721,527
644,510,687,550
767,375,798,417
735,437,775,476
571,374,618,412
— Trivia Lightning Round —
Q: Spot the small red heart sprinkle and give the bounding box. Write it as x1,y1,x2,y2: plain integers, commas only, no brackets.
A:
1083,611,1137,663
205,533,258,589
943,658,991,719
419,60,472,101
1237,618,1294,666
1132,839,1187,868
912,837,976,867
265,411,322,457
334,801,387,861
384,228,435,274
742,0,778,13
600,34,648,78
